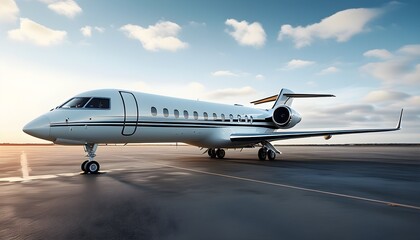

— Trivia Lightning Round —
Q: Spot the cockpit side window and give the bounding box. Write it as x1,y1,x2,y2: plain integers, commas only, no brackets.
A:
60,97,91,108
85,98,110,109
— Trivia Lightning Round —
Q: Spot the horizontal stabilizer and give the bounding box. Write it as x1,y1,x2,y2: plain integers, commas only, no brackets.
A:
284,93,336,98
250,95,277,105
251,92,335,105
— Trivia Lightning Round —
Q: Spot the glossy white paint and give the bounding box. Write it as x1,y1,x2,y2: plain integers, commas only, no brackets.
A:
23,88,402,152
24,89,276,148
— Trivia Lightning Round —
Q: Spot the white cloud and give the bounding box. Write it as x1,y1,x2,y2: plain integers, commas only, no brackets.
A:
8,18,67,46
363,61,420,84
189,21,206,27
40,0,82,18
187,82,205,93
0,0,19,23
364,90,410,103
206,86,256,99
405,96,420,108
120,21,188,52
80,25,105,37
318,66,339,75
359,91,420,129
361,44,420,85
225,19,266,48
363,49,393,59
278,7,382,48
80,26,92,37
255,74,265,80
282,59,315,70
211,70,239,77
398,44,420,56
94,26,105,33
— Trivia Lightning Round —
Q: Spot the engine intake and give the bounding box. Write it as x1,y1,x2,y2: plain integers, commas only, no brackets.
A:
272,106,302,129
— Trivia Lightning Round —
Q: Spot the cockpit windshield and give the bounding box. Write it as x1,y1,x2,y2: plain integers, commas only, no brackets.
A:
59,97,110,109
60,97,90,108
85,98,110,109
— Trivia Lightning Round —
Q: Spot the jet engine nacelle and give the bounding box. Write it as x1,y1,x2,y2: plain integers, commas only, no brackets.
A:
272,106,302,129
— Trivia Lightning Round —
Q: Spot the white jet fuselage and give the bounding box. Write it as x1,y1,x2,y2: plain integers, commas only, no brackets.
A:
27,89,278,148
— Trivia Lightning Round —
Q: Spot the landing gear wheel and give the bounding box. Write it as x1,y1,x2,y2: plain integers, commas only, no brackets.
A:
258,148,267,161
86,161,100,174
267,150,276,161
81,160,89,172
208,148,216,158
216,149,225,159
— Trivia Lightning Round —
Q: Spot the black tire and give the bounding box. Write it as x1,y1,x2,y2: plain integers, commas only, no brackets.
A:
209,149,217,158
208,148,213,157
267,150,276,161
216,149,225,159
81,160,89,172
86,161,100,174
258,148,267,161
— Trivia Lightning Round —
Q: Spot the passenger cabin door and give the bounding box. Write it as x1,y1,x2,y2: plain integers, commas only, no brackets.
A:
119,91,139,136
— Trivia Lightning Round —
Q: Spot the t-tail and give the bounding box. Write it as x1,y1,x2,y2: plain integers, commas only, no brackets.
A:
251,88,335,129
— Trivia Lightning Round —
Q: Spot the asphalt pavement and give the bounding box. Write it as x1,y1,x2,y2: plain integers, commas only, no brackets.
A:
0,145,419,240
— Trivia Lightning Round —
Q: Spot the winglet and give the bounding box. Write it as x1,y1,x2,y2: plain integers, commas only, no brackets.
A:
396,109,403,129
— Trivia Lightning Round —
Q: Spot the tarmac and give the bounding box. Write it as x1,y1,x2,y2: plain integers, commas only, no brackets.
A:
1,144,419,240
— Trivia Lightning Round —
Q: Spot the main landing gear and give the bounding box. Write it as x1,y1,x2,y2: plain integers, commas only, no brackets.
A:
81,143,100,174
258,147,276,161
208,148,225,159
258,142,280,161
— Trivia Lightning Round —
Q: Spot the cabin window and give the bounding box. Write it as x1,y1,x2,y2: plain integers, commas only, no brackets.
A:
163,108,169,117
237,115,241,122
221,114,225,121
174,109,179,118
193,111,198,120
85,98,110,109
213,113,217,120
245,115,248,123
60,97,90,108
229,114,233,122
203,112,208,120
151,107,157,116
184,110,189,119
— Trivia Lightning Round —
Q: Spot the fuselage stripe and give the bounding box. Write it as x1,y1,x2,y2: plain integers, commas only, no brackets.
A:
50,120,277,129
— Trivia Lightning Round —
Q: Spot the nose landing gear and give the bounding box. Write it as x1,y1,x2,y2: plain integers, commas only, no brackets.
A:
82,143,100,174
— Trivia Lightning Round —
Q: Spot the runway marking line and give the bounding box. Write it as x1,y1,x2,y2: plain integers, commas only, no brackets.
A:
2,159,419,212
152,162,420,211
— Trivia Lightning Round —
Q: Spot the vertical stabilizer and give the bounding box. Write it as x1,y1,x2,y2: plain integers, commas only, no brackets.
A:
272,89,295,108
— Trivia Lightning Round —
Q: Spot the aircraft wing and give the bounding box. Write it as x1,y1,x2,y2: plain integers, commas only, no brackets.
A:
231,109,403,142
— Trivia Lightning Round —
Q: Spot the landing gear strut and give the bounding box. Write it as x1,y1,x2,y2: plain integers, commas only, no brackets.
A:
208,148,225,159
82,143,100,174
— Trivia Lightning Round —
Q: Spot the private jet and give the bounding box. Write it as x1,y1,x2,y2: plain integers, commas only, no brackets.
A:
23,88,403,173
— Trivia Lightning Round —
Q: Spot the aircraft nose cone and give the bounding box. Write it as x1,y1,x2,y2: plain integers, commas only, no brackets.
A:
23,115,52,141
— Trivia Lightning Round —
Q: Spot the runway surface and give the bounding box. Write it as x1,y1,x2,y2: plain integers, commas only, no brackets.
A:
1,145,419,240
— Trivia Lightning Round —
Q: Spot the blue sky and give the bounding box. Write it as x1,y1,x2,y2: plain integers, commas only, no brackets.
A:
0,0,419,143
